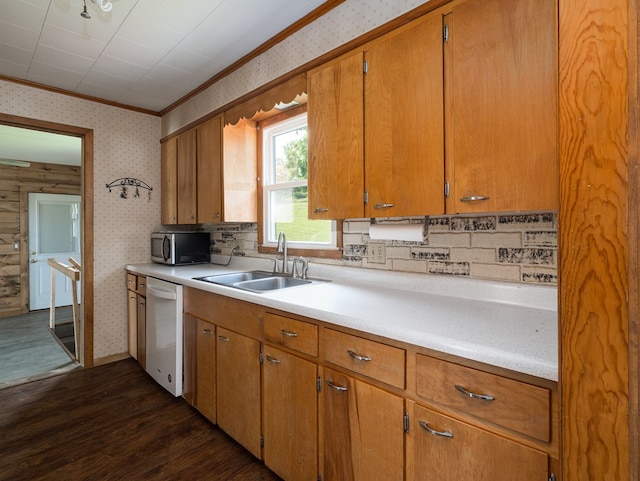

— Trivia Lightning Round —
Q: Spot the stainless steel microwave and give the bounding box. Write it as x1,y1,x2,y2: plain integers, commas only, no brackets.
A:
151,232,210,265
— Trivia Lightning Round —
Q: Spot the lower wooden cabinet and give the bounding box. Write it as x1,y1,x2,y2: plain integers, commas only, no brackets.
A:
126,272,146,369
183,314,216,423
180,286,558,481
406,401,549,481
322,367,404,481
216,326,262,458
262,346,318,481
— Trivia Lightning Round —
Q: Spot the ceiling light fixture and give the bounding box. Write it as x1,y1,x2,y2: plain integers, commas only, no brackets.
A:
80,0,91,19
91,0,112,12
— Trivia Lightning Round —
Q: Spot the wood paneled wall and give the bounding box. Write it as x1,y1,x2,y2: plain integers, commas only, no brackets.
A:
559,0,635,479
0,161,80,317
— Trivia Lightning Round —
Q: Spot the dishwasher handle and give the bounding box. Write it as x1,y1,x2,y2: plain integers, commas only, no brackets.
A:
146,285,178,300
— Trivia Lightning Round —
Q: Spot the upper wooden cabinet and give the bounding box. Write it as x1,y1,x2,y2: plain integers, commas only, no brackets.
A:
308,51,365,220
177,128,198,224
308,0,558,218
160,137,178,224
196,116,223,223
364,12,445,218
161,115,257,225
307,13,444,219
444,0,558,213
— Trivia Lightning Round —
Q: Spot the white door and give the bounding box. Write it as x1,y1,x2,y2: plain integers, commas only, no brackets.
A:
28,193,81,310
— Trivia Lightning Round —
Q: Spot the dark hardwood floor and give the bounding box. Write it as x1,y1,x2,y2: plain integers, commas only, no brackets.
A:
0,359,282,481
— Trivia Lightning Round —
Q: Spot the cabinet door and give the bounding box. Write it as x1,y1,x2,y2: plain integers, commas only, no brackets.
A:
307,51,364,220
263,346,318,481
177,129,197,224
182,314,197,406
322,368,404,481
364,13,444,217
223,118,258,222
406,401,548,481
127,288,137,359
196,115,223,223
195,318,216,422
136,294,146,370
161,136,178,224
216,327,262,458
444,0,557,213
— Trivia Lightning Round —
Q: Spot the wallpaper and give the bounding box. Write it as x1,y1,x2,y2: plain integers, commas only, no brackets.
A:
163,0,430,136
0,79,162,360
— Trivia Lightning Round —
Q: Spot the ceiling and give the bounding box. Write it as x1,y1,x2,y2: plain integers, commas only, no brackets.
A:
0,0,330,113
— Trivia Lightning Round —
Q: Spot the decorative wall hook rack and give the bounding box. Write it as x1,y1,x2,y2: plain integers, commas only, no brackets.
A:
106,177,153,200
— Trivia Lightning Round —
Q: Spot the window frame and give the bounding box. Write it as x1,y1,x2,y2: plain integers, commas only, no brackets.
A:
257,104,342,259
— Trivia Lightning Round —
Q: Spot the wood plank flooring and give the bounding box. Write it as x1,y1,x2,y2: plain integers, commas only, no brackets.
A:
0,359,283,481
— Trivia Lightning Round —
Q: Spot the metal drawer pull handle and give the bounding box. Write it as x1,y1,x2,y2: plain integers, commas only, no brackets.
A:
460,195,490,202
314,207,329,213
454,384,495,401
265,355,280,364
374,203,395,209
202,328,213,335
347,350,372,362
419,420,453,438
280,329,298,337
326,380,348,392
217,335,230,342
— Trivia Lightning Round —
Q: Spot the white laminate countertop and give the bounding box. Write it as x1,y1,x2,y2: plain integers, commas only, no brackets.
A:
126,256,558,382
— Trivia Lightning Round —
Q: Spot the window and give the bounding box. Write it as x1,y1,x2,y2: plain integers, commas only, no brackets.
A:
261,110,337,252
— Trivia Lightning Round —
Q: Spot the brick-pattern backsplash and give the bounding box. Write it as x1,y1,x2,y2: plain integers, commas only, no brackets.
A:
207,212,558,285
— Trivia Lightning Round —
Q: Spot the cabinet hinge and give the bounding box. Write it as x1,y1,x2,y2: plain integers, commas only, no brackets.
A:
364,191,369,205
316,376,322,392
548,474,556,481
403,412,410,433
443,23,449,43
444,181,450,198
317,475,322,481
259,352,264,364
260,434,264,447
363,60,368,74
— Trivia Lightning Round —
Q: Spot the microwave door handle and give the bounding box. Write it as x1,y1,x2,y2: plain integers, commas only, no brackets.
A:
163,235,170,262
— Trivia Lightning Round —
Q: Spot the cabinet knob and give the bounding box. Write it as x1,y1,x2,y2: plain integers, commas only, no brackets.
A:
374,203,395,209
313,207,329,213
460,195,490,202
202,328,213,335
454,384,495,401
265,355,280,364
326,380,348,392
418,420,453,438
211,213,220,218
218,335,230,342
347,350,372,362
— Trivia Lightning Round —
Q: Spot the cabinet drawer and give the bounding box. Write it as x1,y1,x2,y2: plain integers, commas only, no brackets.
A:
264,313,318,357
126,273,146,296
324,329,405,389
416,354,551,442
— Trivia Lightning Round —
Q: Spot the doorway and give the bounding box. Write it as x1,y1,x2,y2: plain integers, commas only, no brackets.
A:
0,113,94,371
28,193,81,311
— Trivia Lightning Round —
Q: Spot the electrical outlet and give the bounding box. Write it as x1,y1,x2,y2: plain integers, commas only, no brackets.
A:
368,242,386,264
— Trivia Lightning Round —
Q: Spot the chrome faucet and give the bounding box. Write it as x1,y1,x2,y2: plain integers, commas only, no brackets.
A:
293,256,308,279
276,231,288,274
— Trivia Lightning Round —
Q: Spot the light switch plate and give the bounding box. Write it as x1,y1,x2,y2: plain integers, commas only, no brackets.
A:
368,242,386,264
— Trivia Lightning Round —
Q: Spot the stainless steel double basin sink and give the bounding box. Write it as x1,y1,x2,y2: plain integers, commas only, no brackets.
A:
193,270,326,293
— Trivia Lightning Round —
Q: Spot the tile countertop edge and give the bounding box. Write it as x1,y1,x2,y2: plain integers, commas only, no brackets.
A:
125,260,558,382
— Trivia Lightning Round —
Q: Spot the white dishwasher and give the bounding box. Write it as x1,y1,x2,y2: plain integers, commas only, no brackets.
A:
145,277,183,396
